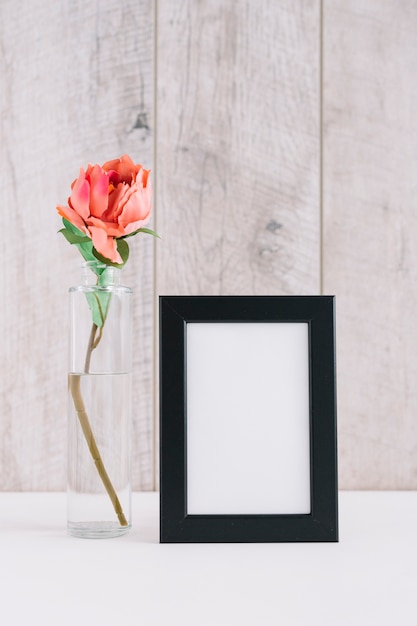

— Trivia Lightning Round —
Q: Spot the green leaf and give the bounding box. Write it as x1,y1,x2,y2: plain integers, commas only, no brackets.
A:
59,219,114,326
85,291,111,328
120,227,160,239
75,240,96,265
59,227,90,244
61,218,86,238
59,218,97,265
116,238,130,263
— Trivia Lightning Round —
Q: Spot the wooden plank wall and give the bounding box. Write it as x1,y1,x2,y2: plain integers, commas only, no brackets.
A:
156,0,320,297
0,0,155,490
323,0,417,488
1,0,416,491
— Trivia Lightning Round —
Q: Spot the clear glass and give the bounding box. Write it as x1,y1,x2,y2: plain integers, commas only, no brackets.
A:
67,261,132,538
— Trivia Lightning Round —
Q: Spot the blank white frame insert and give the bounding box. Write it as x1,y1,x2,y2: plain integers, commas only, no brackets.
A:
186,322,311,515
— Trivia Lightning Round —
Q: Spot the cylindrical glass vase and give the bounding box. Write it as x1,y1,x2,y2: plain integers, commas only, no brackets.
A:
67,261,132,538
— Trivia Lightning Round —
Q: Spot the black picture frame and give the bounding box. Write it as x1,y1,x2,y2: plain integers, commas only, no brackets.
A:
159,296,338,543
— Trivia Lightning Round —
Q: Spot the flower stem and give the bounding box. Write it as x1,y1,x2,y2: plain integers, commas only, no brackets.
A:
70,316,128,528
84,323,98,372
69,373,128,527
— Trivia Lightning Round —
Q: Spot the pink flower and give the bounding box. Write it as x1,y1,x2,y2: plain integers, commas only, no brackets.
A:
57,155,152,263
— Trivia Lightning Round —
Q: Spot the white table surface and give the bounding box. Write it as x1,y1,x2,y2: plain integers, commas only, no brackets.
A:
0,491,416,626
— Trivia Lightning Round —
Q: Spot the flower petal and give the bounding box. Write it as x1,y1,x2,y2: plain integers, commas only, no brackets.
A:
105,182,131,221
87,165,110,219
57,204,88,233
102,154,138,183
69,168,90,220
88,226,123,264
86,215,125,238
118,178,152,232
135,166,150,187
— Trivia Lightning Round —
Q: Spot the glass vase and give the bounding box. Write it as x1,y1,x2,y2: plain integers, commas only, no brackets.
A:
67,261,132,538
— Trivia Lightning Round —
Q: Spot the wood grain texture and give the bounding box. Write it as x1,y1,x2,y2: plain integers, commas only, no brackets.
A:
0,0,155,490
323,0,417,488
154,0,320,491
156,0,321,297
3,0,416,493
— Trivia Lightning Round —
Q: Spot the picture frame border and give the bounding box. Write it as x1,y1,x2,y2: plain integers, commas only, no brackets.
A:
159,295,338,543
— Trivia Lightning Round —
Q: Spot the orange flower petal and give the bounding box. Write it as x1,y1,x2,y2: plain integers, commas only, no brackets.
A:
102,154,138,183
57,204,88,233
69,168,90,220
105,183,131,221
88,165,110,219
88,226,123,264
86,216,125,238
135,166,150,187
118,178,152,231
